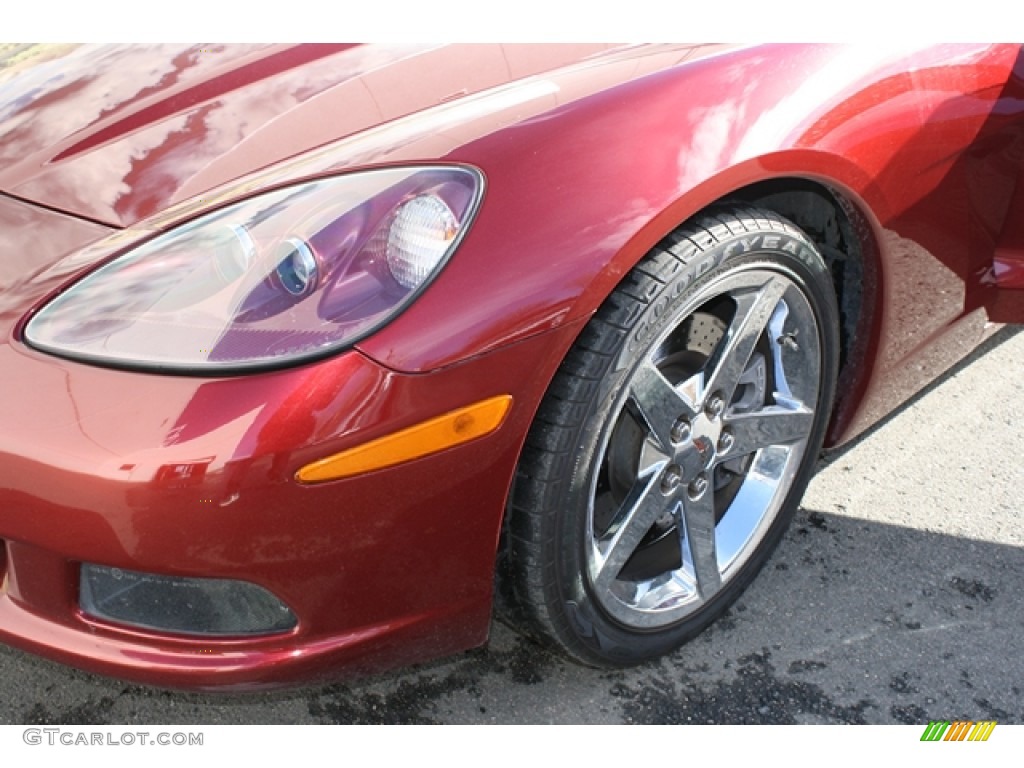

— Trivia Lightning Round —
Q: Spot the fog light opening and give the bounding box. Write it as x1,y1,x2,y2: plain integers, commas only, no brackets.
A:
79,564,297,637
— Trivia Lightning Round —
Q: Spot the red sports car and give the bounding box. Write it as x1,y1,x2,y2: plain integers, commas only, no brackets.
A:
0,43,1022,690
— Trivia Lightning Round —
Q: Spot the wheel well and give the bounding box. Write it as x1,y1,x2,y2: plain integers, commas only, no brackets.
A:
723,179,878,445
729,179,868,381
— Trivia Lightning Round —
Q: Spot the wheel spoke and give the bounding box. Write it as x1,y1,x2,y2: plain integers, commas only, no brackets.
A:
680,488,720,598
702,276,788,403
629,360,699,451
593,471,674,590
719,405,814,460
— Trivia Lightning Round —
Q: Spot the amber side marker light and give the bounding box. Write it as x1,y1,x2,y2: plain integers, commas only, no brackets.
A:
296,395,513,483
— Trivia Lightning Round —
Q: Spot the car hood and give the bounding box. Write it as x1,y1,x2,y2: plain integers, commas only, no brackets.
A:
0,43,621,227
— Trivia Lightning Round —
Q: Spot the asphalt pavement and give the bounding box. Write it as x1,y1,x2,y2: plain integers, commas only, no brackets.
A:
1,326,1021,725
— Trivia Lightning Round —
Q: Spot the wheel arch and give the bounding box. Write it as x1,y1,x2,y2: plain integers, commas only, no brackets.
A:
563,169,885,451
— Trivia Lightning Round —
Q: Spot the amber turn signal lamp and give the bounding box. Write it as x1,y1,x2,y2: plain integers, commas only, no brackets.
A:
296,395,513,483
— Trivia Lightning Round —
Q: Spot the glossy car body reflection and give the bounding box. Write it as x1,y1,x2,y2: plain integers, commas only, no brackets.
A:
0,43,1022,689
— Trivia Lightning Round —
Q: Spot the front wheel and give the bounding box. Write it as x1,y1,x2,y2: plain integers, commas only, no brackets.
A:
504,206,840,665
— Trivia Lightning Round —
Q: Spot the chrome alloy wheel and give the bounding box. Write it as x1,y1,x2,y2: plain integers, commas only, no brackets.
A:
585,266,821,629
506,206,839,666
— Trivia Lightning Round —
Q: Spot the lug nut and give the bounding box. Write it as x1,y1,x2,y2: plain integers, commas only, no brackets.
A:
718,429,735,454
661,464,683,495
688,472,709,500
706,393,725,419
670,416,691,444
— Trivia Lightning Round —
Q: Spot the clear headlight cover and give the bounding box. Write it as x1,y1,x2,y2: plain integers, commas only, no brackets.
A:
24,166,483,372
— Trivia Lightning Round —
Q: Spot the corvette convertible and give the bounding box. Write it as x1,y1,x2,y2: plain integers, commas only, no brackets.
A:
0,43,1022,690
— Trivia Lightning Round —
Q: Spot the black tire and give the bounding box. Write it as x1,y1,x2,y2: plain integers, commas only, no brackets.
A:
504,205,840,666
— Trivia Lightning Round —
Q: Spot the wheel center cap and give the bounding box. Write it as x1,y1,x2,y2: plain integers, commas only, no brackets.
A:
673,418,720,479
693,435,715,467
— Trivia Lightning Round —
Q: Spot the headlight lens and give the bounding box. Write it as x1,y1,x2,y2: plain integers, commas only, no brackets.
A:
24,166,483,372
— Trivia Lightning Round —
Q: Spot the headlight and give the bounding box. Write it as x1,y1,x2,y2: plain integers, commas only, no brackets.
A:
24,166,483,372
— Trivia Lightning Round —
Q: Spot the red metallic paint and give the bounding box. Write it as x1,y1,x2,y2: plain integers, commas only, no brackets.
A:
0,44,620,225
1,43,1023,688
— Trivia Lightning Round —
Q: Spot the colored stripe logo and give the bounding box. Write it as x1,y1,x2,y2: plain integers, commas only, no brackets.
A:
920,721,997,742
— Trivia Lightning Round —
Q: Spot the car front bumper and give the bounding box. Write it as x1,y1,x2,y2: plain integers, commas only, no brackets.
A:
0,308,583,689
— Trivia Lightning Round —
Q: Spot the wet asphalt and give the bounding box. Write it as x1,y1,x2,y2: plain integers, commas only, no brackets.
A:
1,327,1021,725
